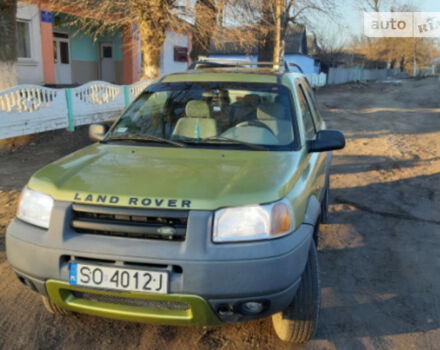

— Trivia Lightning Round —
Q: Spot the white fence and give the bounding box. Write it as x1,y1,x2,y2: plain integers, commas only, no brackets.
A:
327,67,397,85
306,73,327,88
306,67,402,87
0,79,152,140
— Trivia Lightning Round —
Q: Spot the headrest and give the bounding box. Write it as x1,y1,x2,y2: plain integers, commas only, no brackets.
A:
185,100,211,118
242,94,261,107
257,103,286,120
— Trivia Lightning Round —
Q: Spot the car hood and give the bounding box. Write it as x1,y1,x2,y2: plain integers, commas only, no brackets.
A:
28,143,305,210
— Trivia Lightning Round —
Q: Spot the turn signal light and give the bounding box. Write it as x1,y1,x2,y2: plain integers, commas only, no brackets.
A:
270,202,291,236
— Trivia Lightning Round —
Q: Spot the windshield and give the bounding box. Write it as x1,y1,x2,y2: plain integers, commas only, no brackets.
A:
108,82,298,150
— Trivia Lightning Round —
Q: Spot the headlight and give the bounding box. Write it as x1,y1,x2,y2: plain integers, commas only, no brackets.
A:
17,187,54,229
213,199,294,242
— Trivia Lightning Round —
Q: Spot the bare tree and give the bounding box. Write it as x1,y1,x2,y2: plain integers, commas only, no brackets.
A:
313,28,348,68
353,1,439,75
46,0,266,77
0,0,18,91
258,1,276,61
46,0,194,79
365,0,380,11
257,0,335,62
356,35,438,74
357,0,391,12
41,0,335,78
190,0,219,61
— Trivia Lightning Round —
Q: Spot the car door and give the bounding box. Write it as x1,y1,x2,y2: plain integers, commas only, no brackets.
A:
295,78,328,205
301,78,333,197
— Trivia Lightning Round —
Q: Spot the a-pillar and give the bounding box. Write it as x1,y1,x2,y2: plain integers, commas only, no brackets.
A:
123,24,140,84
39,5,55,84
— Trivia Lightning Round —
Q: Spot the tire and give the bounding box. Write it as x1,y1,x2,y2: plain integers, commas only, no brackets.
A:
42,296,71,316
312,221,320,246
320,184,329,224
272,242,321,344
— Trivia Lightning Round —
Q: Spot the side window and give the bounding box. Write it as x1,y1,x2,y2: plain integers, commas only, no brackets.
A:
302,79,324,130
16,21,31,58
296,84,316,139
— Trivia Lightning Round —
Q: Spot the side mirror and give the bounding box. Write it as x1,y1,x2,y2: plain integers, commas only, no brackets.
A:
307,129,345,153
89,124,109,141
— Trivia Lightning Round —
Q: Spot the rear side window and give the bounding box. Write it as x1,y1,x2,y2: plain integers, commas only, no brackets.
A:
296,84,316,139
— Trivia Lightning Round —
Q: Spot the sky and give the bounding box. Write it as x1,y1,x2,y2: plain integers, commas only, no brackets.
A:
307,0,440,44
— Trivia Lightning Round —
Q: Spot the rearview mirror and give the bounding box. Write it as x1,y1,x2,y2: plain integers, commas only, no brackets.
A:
307,130,345,153
89,124,109,141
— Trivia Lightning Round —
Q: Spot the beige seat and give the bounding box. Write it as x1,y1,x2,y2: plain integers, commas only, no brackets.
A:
172,100,217,139
256,103,294,145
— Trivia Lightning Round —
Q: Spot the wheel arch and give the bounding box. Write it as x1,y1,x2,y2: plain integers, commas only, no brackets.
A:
303,195,321,226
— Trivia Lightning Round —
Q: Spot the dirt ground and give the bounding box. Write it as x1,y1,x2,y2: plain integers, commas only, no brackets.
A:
0,77,439,350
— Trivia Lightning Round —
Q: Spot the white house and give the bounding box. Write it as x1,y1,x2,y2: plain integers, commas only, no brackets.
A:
14,1,192,86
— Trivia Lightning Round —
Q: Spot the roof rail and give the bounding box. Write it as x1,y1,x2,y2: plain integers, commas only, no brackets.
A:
197,56,251,63
288,63,304,74
188,59,304,73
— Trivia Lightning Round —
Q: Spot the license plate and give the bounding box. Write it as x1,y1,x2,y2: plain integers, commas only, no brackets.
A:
69,263,168,294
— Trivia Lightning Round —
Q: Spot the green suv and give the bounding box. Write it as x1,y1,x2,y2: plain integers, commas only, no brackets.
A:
6,61,344,344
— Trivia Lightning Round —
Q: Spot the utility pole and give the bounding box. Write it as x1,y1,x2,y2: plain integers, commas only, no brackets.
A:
273,0,282,63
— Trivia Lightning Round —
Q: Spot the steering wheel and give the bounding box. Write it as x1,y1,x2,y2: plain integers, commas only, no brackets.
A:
235,120,275,135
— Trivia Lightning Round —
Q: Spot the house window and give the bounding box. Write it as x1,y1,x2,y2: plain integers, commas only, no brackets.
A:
102,46,113,58
174,46,188,62
17,21,31,58
60,41,69,64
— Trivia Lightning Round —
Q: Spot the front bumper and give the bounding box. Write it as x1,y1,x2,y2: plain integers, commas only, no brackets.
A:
46,280,222,326
6,202,314,324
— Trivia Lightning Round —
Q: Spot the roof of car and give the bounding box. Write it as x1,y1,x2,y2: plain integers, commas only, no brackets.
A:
161,68,304,84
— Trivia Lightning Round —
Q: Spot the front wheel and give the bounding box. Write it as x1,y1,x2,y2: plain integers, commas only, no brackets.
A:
272,242,321,343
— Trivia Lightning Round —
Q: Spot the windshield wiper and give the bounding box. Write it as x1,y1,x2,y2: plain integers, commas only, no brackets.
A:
107,135,186,148
198,136,267,151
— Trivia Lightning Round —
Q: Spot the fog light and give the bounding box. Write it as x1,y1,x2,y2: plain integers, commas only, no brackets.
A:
239,301,264,315
217,304,234,317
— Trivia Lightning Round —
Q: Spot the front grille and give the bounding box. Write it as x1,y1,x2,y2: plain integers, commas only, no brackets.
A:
71,204,188,241
70,291,189,310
